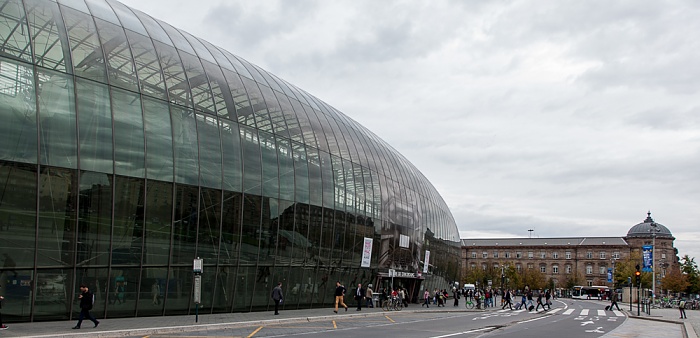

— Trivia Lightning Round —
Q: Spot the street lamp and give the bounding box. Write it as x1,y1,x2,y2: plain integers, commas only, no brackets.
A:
649,222,661,301
611,257,617,290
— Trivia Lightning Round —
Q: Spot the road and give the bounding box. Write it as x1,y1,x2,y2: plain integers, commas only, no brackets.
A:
141,299,625,338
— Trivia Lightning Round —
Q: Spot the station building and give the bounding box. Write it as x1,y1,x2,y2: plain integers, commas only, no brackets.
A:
0,0,460,322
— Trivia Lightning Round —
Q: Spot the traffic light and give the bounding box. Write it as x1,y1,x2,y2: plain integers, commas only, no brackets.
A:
635,270,641,285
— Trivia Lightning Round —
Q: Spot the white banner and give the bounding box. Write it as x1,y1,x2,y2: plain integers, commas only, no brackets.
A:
423,250,430,273
361,237,373,267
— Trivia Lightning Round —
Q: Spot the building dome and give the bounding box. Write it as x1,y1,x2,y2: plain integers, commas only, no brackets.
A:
626,212,674,239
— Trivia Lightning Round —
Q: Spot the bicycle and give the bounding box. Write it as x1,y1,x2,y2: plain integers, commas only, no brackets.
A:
464,298,475,309
382,297,403,311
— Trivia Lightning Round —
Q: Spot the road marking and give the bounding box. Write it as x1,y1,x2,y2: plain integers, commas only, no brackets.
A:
585,327,605,333
332,320,337,329
247,326,263,337
613,310,625,317
581,309,589,316
385,315,395,323
518,316,550,324
429,327,495,338
562,309,574,315
548,308,562,314
597,310,607,316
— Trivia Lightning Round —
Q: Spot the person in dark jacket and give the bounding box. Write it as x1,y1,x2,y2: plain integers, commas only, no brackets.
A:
270,282,284,315
535,289,546,312
333,281,348,313
72,284,99,329
354,283,365,311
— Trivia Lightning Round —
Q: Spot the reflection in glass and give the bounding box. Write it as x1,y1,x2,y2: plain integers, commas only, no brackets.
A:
37,69,77,168
37,167,77,267
77,171,112,266
0,59,37,164
77,79,113,174
112,88,145,178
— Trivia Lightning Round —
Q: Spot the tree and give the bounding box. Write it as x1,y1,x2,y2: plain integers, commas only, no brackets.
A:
679,255,700,294
661,267,689,295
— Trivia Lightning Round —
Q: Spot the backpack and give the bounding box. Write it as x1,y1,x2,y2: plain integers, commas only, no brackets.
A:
679,301,686,309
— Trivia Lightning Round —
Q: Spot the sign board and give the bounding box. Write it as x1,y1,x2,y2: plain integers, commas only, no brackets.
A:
607,268,613,283
423,250,430,273
361,237,373,267
193,258,203,274
642,245,653,272
388,269,396,277
487,280,492,286
193,275,202,304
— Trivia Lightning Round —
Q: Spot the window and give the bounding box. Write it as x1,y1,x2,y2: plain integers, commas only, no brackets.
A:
599,266,606,274
553,252,559,259
482,251,488,258
613,251,620,259
566,251,571,259
586,266,593,274
662,253,666,259
493,263,499,269
470,264,476,270
471,251,477,259
586,252,593,259
587,281,593,287
540,265,546,273
528,251,533,259
566,265,572,274
482,264,487,271
516,251,522,259
540,251,546,259
553,265,559,274
493,251,499,258
505,252,511,258
527,263,534,270
516,264,522,272
600,252,606,259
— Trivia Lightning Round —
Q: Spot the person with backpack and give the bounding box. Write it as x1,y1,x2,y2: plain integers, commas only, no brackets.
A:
526,288,534,311
72,284,99,329
679,298,687,319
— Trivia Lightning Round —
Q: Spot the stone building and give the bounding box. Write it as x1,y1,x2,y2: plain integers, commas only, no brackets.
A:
461,212,678,290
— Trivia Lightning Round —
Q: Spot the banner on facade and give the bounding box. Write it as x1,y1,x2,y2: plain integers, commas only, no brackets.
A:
423,250,430,273
607,268,613,283
642,245,653,272
361,237,373,267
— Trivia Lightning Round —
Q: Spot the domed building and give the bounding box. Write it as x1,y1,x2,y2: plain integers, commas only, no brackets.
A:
0,0,460,322
461,212,679,293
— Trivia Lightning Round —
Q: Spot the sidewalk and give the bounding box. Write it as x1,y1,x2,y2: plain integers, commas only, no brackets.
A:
605,303,698,338
1,302,697,338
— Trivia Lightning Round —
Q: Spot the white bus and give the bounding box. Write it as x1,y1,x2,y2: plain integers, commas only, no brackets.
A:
571,285,609,300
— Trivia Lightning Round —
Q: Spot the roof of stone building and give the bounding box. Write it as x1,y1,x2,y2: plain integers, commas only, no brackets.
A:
461,237,629,247
626,212,674,239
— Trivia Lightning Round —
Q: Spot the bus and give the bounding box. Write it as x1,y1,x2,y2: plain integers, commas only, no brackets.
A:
571,286,609,300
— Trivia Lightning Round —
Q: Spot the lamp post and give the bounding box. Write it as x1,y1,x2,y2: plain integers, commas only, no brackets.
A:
649,222,661,302
611,257,617,290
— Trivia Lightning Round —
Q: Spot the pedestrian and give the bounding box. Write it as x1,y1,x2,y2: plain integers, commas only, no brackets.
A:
333,281,348,313
526,288,534,311
474,289,482,309
354,283,365,311
502,289,513,310
365,285,374,308
380,288,388,308
422,289,430,308
271,282,283,315
535,289,546,312
453,288,460,307
679,299,687,319
398,288,405,307
544,289,552,310
609,290,621,311
151,280,160,305
0,292,7,330
518,291,527,310
72,284,99,329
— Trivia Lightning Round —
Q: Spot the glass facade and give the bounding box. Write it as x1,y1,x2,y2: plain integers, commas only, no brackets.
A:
0,0,460,322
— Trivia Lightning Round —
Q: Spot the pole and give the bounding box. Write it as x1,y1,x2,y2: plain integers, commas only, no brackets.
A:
629,283,632,311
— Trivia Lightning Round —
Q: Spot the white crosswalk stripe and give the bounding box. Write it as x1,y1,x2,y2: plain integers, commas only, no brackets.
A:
597,309,607,316
613,310,625,317
581,309,589,316
562,309,575,315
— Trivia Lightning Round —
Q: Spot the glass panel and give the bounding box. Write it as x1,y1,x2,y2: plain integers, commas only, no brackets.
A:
221,68,250,121
112,176,145,266
157,22,195,55
293,142,309,204
143,180,172,266
0,162,37,269
105,0,148,35
234,56,266,84
306,109,329,153
77,171,112,266
163,266,193,315
0,58,37,164
84,0,119,25
180,31,216,63
143,97,173,182
259,131,278,198
111,87,145,177
232,265,253,311
94,18,139,92
125,31,166,100
77,78,113,174
240,193,261,267
201,60,235,119
0,269,33,321
37,167,77,267
138,267,167,316
131,9,172,46
26,0,71,72
219,191,241,265
196,113,222,189
277,138,294,201
0,0,33,63
172,184,198,265
60,5,107,82
218,49,252,80
240,76,272,132
58,0,89,13
258,84,288,139
289,99,314,146
240,125,261,195
153,41,191,108
171,105,198,185
33,268,74,320
219,119,242,192
105,267,138,317
180,51,215,114
197,188,221,261
320,151,334,207
307,149,322,207
37,68,77,168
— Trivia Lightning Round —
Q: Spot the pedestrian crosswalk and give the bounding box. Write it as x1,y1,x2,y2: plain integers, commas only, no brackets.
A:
491,307,625,317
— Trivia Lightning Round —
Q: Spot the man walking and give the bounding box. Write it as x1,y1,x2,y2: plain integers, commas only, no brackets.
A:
72,284,99,329
333,281,348,313
354,283,365,311
502,289,513,310
609,290,621,311
270,282,283,315
365,285,374,308
535,289,546,312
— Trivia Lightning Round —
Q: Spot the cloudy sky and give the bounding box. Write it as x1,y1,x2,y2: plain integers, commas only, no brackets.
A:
118,0,700,261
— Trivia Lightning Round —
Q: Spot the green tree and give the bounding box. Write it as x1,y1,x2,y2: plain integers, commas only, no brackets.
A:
679,255,699,294
661,267,689,295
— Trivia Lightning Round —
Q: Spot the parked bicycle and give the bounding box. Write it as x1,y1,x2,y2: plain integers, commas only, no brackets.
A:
464,298,475,309
382,297,403,311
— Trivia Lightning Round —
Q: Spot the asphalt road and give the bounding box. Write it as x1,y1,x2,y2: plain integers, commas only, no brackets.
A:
140,299,625,338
